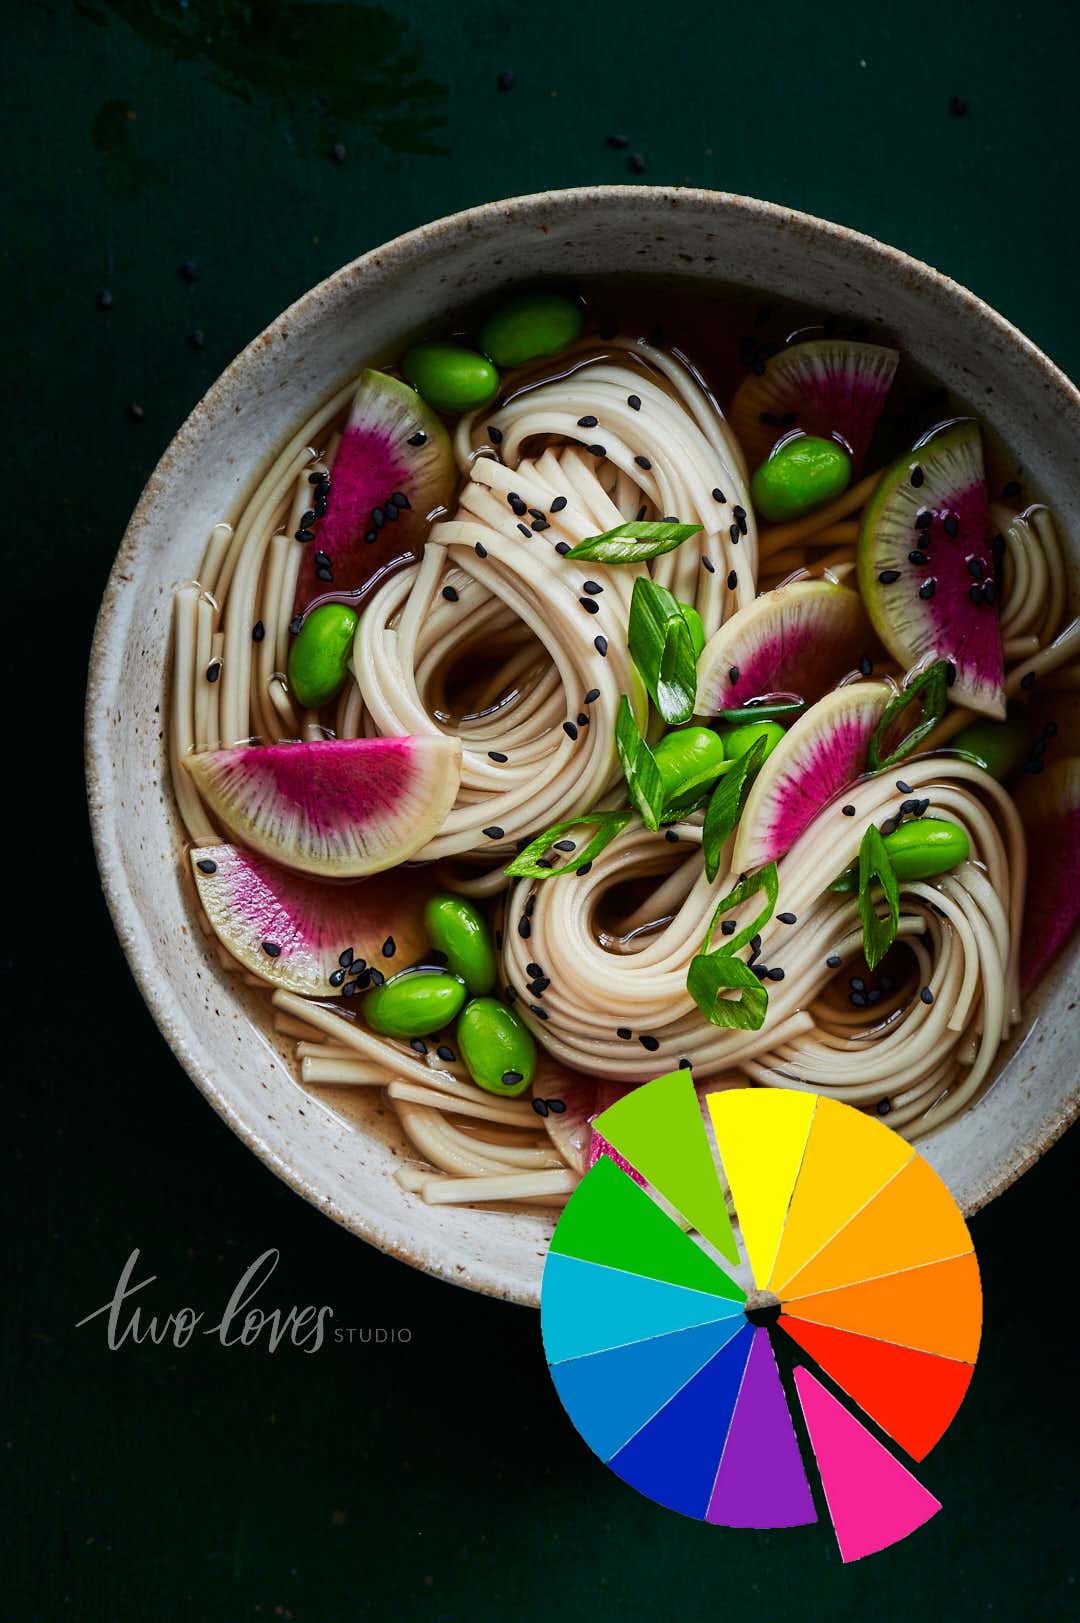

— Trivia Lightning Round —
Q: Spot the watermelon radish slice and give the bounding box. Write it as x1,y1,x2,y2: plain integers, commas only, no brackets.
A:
696,580,871,715
293,370,455,617
731,339,899,473
1014,756,1080,993
190,844,430,994
857,421,1005,718
732,683,892,870
186,735,462,878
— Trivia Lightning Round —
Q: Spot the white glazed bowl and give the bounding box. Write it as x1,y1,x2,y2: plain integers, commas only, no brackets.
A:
87,187,1080,1306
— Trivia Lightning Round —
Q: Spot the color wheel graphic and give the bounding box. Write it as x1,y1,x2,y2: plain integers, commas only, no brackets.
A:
541,1076,981,1562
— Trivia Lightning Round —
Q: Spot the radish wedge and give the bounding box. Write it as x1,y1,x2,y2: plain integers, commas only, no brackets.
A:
731,338,899,472
191,844,430,994
1014,756,1080,994
696,580,871,715
732,683,892,870
186,734,462,877
857,421,1005,718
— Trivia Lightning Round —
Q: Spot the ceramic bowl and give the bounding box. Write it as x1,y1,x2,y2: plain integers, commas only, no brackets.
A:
86,186,1080,1306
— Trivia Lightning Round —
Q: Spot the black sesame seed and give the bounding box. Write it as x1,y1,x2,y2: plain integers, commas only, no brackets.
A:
442,585,459,602
507,493,525,514
338,947,354,968
594,635,608,656
517,917,531,938
371,507,384,528
340,981,358,998
896,779,913,794
488,425,504,444
850,977,866,991
296,527,315,543
347,959,367,977
702,557,716,574
548,1098,566,1114
329,968,346,988
627,394,642,410
577,414,598,428
914,509,932,529
206,660,221,683
920,986,935,1004
409,1039,428,1056
981,579,996,604
288,615,302,636
730,524,741,545
515,523,531,539
392,492,411,510
315,567,333,583
576,861,593,875
850,991,867,1007
859,655,873,676
364,531,377,545
583,580,603,595
826,954,842,968
563,721,579,740
881,817,899,837
584,688,600,705
588,445,606,460
878,569,901,584
910,465,925,487
1020,671,1037,690
532,1098,550,1118
579,596,600,614
483,826,505,840
488,750,508,762
726,570,738,589
943,513,960,538
368,968,385,987
909,550,930,565
867,988,883,1005
617,1027,632,1040
550,495,568,512
438,1044,457,1063
721,920,737,936
946,661,958,687
381,937,396,958
261,941,281,958
530,1005,549,1020
728,666,740,685
842,804,856,817
635,455,652,469
733,506,747,535
196,858,217,875
528,508,546,523
919,579,937,601
555,541,571,556
504,986,518,1004
966,557,985,580
474,542,488,558
628,152,647,174
524,896,536,916
767,967,785,981
777,912,797,924
577,712,589,727
665,829,679,843
640,1034,660,1051
712,488,726,502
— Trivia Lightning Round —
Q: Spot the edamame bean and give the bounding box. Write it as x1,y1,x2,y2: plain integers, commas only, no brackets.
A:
721,719,785,763
363,967,468,1039
751,435,852,523
456,997,538,1096
653,726,727,808
424,894,497,995
881,817,971,880
831,816,971,891
401,343,499,414
479,293,583,369
951,712,1038,781
678,601,706,659
287,603,358,710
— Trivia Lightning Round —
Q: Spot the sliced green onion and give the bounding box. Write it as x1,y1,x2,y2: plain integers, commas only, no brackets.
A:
867,660,949,773
566,521,702,564
504,810,633,880
686,951,769,1030
715,699,806,725
858,824,900,971
628,577,697,725
615,696,665,831
701,735,768,882
703,862,780,958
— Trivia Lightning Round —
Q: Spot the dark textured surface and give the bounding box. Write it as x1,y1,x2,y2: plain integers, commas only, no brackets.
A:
8,1,1080,1617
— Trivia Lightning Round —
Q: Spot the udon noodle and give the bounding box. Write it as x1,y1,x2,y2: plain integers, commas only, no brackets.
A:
168,309,1078,1211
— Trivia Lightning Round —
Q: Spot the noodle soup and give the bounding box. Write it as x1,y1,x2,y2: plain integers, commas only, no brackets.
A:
169,281,1079,1214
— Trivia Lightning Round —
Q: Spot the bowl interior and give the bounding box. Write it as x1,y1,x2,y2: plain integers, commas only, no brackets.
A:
87,188,1080,1306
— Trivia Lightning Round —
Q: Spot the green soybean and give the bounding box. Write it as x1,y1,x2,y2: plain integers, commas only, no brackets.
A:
751,435,852,523
721,719,785,764
678,601,706,659
287,603,358,710
654,726,727,809
951,712,1038,781
401,342,499,414
832,816,971,891
363,968,468,1039
479,293,583,369
456,998,538,1096
424,894,497,995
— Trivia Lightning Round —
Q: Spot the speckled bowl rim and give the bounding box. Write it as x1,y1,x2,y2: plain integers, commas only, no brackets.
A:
86,185,1080,1299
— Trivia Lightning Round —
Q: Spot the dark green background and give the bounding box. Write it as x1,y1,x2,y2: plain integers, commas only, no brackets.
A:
7,1,1078,1618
